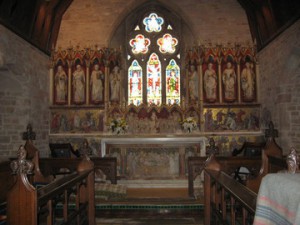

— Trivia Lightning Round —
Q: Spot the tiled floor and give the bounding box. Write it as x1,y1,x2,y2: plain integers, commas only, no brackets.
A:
96,210,204,225
96,217,203,225
96,188,204,225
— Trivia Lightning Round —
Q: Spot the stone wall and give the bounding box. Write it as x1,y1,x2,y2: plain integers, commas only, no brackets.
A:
258,20,300,153
0,25,50,159
56,0,252,48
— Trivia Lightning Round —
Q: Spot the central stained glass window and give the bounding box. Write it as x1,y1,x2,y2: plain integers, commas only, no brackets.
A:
127,12,180,106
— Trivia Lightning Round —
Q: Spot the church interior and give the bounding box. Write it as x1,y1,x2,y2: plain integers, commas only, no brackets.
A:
0,0,299,224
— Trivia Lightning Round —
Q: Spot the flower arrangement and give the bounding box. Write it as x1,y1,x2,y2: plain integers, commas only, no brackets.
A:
181,117,197,133
108,118,128,135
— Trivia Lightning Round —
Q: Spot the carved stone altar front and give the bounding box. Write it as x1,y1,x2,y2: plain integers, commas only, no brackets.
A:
101,136,207,187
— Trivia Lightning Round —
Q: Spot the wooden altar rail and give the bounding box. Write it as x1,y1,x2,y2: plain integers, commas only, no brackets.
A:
203,153,287,225
7,160,95,225
39,157,118,184
204,169,257,225
23,140,117,185
0,156,117,224
189,132,285,197
188,156,261,197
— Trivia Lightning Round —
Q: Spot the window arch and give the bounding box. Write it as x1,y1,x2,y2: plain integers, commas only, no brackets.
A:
126,11,181,106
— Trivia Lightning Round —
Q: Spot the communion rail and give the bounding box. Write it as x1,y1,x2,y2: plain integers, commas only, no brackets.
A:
204,169,257,225
7,164,95,225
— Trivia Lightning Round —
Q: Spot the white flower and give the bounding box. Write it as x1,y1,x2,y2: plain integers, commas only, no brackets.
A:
182,117,197,132
108,117,128,134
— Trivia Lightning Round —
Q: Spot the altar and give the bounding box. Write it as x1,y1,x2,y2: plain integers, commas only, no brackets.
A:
101,136,208,188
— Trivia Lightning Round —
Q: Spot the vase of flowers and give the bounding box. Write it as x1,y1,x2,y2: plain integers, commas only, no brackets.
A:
181,117,197,133
108,118,128,135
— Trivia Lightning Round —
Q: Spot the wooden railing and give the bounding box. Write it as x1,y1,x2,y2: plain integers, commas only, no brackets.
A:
6,146,95,225
188,156,261,197
39,157,117,184
204,169,257,225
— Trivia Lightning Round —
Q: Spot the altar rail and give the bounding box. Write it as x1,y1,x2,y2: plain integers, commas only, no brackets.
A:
204,169,257,225
7,158,95,225
188,156,261,197
39,157,117,184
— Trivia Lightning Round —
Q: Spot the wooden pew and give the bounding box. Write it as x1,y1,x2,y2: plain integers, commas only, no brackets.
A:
7,145,95,225
245,122,284,193
203,155,257,225
1,125,117,224
188,122,286,197
38,157,117,184
0,161,15,223
203,122,288,224
188,155,261,197
22,124,117,184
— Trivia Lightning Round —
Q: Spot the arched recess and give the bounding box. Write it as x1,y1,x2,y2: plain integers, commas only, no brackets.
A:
109,0,196,106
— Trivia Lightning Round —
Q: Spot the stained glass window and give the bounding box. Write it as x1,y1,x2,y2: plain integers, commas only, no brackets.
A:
127,11,181,106
147,53,161,105
143,13,164,33
157,33,178,54
166,59,180,105
128,60,143,106
129,34,151,54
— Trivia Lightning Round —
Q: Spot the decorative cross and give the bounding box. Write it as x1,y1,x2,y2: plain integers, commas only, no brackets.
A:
22,124,36,141
265,121,278,138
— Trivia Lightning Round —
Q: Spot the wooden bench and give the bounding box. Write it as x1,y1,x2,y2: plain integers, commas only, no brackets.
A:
204,166,257,225
188,122,286,196
188,155,261,197
203,148,289,225
0,161,15,224
203,122,288,224
0,125,119,224
38,157,117,184
245,122,284,192
7,145,95,225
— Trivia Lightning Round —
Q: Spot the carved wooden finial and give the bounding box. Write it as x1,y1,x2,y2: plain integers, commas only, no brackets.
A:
286,147,299,174
265,121,278,138
22,124,36,141
206,138,219,155
10,145,34,175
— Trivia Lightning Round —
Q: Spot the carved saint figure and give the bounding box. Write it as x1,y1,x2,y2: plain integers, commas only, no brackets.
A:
149,111,159,133
55,65,67,103
222,62,236,101
188,65,198,101
241,61,255,101
204,63,217,102
90,64,104,103
110,66,121,101
72,64,85,103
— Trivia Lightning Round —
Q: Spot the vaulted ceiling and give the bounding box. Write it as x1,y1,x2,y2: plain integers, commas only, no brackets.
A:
0,0,299,55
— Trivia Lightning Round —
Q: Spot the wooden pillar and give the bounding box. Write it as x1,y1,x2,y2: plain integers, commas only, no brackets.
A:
204,170,211,225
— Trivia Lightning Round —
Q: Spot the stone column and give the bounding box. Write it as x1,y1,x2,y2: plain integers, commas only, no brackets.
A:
179,146,186,177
